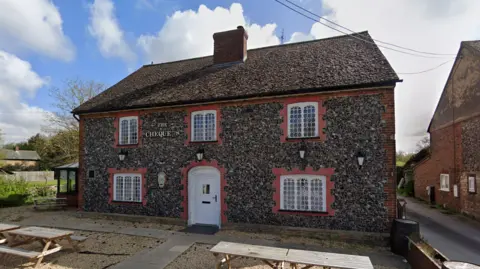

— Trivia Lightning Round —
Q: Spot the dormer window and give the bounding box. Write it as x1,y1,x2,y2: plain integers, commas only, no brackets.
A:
288,102,319,138
192,110,217,142
119,116,138,145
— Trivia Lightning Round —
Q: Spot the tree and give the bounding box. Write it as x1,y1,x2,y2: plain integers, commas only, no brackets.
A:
0,129,5,167
46,78,105,132
416,135,430,151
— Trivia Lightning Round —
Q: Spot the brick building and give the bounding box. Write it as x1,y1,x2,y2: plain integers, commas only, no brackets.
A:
72,27,400,233
413,40,480,218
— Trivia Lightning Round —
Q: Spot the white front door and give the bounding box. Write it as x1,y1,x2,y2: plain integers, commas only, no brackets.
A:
188,166,221,227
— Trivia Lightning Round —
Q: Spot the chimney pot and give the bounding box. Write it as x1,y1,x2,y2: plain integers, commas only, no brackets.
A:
213,26,248,65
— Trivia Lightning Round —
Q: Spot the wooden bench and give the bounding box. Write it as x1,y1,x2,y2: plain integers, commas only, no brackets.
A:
0,224,20,244
286,249,374,269
33,198,67,210
210,241,374,269
0,245,41,259
70,236,87,242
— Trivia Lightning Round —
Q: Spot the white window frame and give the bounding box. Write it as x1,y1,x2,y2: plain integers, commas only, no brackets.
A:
440,174,450,192
191,110,217,142
287,102,319,139
113,173,142,202
279,174,327,212
118,116,139,145
468,175,476,193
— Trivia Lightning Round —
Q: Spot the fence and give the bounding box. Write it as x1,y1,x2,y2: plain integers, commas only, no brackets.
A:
8,171,54,182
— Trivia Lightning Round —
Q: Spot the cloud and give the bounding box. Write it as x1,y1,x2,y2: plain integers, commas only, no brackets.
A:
88,0,136,63
0,0,75,61
0,51,50,143
137,3,280,63
288,0,480,151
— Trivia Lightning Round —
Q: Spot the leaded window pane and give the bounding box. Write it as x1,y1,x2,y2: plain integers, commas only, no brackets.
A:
115,176,124,201
281,175,326,212
289,106,302,138
124,176,132,201
120,120,129,144
133,176,141,202
193,114,204,141
130,118,138,144
311,178,323,211
205,113,216,141
283,178,295,210
303,105,316,137
297,178,309,211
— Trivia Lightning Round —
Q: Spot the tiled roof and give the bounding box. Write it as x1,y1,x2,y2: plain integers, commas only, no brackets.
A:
1,149,41,161
73,31,399,114
464,40,480,52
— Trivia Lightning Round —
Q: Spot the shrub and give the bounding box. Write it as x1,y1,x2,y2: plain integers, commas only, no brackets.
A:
0,194,29,207
398,180,414,197
0,176,29,197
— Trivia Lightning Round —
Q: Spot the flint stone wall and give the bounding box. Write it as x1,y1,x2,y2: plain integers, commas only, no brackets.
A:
83,93,390,232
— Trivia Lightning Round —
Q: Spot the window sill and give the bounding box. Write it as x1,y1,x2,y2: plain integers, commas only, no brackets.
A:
440,188,450,192
189,140,219,144
277,209,331,216
116,143,139,148
285,136,321,143
111,200,143,204
468,190,477,194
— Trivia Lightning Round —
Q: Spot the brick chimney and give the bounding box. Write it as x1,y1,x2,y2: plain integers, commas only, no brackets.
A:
15,146,19,152
213,26,248,65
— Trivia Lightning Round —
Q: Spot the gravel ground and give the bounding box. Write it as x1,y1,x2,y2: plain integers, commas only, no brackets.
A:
0,205,183,231
165,243,403,269
0,231,163,269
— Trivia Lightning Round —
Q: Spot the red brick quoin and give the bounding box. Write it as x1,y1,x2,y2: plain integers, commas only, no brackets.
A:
180,160,227,224
113,111,143,148
272,167,335,216
280,96,327,143
107,168,148,206
184,105,222,145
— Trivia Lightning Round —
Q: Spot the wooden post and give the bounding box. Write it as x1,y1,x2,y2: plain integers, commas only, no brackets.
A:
35,241,52,268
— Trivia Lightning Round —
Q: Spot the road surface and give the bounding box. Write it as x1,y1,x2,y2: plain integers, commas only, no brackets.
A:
404,197,480,264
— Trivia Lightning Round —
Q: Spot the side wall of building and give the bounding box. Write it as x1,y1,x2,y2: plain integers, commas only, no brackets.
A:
413,123,462,210
78,88,396,233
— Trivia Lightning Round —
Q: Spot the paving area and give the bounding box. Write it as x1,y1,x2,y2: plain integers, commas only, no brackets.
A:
404,197,480,264
0,206,410,269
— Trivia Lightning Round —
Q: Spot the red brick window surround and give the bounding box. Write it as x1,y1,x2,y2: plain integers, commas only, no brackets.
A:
114,111,142,148
185,105,222,145
272,167,335,216
280,96,326,143
107,168,147,206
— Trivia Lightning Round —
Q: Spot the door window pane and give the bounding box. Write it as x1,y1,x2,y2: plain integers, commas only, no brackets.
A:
202,184,210,194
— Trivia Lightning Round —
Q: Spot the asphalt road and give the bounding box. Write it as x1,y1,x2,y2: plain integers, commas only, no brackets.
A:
404,197,480,264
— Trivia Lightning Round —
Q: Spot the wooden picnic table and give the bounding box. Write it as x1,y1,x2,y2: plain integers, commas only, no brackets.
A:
210,241,375,269
286,249,374,269
210,241,288,269
5,226,79,268
0,223,20,244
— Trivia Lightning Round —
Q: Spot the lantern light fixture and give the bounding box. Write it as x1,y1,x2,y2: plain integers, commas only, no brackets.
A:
118,149,128,161
196,148,204,161
357,151,365,168
299,142,307,159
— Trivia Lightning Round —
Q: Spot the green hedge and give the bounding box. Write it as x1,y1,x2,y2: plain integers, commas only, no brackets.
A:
0,176,56,207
